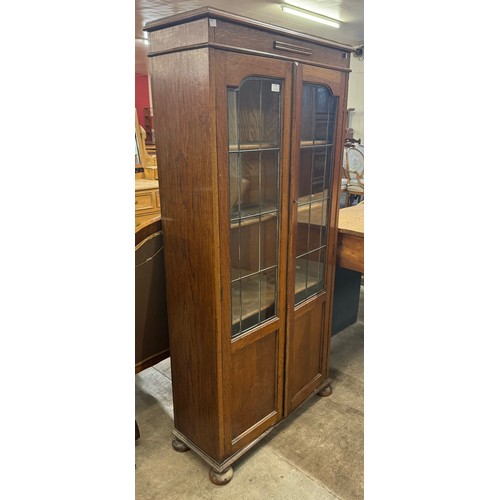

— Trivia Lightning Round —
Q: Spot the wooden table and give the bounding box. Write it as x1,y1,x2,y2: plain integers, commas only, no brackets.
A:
336,203,364,273
332,203,364,335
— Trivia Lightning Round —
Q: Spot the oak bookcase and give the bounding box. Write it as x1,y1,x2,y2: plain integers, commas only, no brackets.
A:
145,7,352,484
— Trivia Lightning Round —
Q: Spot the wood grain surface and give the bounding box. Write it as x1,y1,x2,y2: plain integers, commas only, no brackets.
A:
337,203,364,272
338,203,364,236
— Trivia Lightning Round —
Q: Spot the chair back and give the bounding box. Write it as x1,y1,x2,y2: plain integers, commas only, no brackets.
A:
344,144,364,184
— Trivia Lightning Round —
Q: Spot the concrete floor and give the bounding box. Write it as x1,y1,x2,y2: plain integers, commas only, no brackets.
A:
135,286,364,499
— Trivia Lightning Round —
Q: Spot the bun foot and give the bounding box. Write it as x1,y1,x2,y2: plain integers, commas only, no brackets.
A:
172,438,190,452
318,383,332,397
209,466,233,485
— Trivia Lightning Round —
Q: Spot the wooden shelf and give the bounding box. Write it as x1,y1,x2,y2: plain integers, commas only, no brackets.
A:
230,212,276,229
231,258,324,326
229,142,279,152
297,190,329,226
299,140,331,148
230,202,278,228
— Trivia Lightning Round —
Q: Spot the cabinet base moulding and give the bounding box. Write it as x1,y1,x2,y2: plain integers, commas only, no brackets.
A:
171,426,275,475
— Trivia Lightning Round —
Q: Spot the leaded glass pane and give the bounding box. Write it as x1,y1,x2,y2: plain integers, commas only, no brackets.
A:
260,267,277,322
260,150,279,211
233,216,261,277
228,77,282,337
294,84,338,306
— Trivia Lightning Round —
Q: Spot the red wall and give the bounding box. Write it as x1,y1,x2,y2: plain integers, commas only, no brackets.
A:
135,75,151,129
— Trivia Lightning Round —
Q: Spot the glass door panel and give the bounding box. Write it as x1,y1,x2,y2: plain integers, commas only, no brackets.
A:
294,84,338,305
228,77,282,338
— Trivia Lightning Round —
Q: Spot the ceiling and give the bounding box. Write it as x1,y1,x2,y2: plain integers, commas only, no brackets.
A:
135,0,364,75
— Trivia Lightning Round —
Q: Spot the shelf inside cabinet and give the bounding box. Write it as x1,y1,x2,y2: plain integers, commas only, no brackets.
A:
299,140,330,148
229,142,279,152
297,190,329,226
293,257,326,304
230,212,276,229
230,203,278,228
297,201,327,226
294,257,325,297
231,269,276,326
230,258,324,328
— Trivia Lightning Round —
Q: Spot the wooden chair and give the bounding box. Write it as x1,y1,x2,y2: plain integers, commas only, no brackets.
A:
135,215,170,439
344,143,364,206
340,166,349,207
135,108,158,180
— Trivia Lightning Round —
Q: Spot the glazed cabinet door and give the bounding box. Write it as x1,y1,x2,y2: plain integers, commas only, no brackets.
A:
284,64,347,414
214,50,292,456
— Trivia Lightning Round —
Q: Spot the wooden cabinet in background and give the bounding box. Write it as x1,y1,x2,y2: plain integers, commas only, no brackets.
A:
145,6,352,485
135,179,160,228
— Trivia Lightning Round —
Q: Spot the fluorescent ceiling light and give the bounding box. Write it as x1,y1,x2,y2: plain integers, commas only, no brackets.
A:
281,3,341,28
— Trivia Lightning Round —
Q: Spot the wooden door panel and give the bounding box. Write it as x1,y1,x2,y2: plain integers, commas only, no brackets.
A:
213,50,293,457
230,330,279,450
284,64,347,416
287,298,326,412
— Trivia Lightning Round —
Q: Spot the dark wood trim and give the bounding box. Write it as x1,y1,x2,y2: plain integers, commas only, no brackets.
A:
320,69,350,390
212,49,233,461
144,6,355,53
148,43,352,73
148,42,208,58
208,49,227,463
273,41,313,56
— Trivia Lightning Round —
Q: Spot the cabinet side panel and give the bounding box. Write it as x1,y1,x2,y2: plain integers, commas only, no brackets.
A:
149,49,222,460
